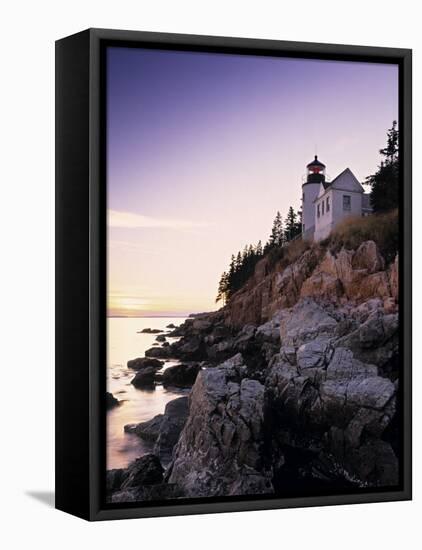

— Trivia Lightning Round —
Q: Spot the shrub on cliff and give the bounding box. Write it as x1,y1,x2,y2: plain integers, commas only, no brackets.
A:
323,209,398,263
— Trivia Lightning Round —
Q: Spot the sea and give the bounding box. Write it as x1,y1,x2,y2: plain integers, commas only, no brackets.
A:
107,316,188,470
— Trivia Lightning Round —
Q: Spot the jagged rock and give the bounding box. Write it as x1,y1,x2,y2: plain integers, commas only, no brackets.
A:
131,366,158,388
124,414,164,441
110,483,182,503
161,363,201,388
156,334,166,342
266,340,398,485
120,454,164,489
106,468,124,493
166,323,177,329
279,299,338,347
256,317,281,344
127,357,164,370
352,240,385,273
336,310,399,367
106,392,119,410
168,365,273,497
138,328,163,334
154,396,189,464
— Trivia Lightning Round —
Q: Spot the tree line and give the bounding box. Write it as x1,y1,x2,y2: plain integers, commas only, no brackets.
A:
216,206,302,304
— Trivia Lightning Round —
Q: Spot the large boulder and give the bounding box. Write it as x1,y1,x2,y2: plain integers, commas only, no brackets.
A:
279,299,338,348
124,414,164,441
154,396,190,464
161,363,201,388
131,366,158,389
145,346,172,359
120,454,164,489
127,357,164,370
167,364,273,497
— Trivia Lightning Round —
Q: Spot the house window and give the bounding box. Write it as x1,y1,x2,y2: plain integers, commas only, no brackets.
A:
322,201,325,215
326,196,330,212
317,204,320,218
343,195,351,211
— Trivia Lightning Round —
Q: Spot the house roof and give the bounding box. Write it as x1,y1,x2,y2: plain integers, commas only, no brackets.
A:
314,168,364,202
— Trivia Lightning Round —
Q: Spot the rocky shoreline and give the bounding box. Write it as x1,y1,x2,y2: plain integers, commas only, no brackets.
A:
107,240,400,503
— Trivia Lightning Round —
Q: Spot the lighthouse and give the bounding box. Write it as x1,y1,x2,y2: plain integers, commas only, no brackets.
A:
302,155,326,239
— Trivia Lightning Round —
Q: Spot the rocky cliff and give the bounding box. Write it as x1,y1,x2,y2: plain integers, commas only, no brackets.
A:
108,240,400,502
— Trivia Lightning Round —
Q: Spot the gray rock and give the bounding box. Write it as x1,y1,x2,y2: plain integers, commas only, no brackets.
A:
168,365,273,497
154,396,189,464
279,299,338,347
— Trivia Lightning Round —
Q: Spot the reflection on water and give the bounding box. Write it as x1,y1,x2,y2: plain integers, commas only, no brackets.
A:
107,317,187,470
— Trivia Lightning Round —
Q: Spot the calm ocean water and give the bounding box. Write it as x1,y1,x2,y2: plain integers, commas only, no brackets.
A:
107,317,188,470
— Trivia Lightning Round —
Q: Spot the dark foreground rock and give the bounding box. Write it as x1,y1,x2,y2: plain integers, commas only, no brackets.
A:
138,328,163,334
167,357,273,497
161,363,201,388
106,454,181,503
131,367,159,389
106,392,119,410
124,396,189,465
127,357,164,370
124,414,164,441
154,397,189,464
145,346,172,359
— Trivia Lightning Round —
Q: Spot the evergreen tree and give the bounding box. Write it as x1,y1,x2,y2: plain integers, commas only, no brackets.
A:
367,121,399,212
266,211,283,250
284,206,298,242
256,240,263,256
215,271,229,304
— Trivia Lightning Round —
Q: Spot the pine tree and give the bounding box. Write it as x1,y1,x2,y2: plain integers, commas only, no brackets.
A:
284,206,298,242
215,271,229,304
256,240,263,256
367,121,399,213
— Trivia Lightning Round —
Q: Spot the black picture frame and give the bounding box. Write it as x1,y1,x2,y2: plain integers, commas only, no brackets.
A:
55,28,412,521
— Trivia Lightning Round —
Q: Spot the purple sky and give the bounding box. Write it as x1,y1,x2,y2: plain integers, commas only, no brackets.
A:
106,47,398,317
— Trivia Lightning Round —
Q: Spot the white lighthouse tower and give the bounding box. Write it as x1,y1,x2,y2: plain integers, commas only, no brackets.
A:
302,155,326,240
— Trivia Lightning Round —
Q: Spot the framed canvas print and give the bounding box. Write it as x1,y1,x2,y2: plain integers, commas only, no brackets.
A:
55,28,412,521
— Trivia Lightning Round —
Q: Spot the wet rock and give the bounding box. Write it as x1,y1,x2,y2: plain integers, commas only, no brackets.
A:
127,357,164,370
124,414,164,441
161,363,201,388
166,323,177,329
106,392,119,410
131,366,158,389
138,328,163,334
154,396,190,464
145,346,172,359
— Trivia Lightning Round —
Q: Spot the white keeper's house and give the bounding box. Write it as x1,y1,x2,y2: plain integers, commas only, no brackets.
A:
301,155,372,242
